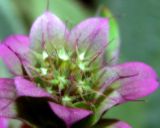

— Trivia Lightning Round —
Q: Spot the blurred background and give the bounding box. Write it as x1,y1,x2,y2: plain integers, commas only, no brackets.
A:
0,0,160,127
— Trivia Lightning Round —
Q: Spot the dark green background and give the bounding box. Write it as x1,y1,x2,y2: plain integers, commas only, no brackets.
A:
0,0,159,127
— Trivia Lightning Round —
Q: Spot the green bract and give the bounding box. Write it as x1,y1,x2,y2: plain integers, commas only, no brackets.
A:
99,6,120,65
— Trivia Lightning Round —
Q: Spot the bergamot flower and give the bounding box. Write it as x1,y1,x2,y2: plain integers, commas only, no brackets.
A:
0,11,158,128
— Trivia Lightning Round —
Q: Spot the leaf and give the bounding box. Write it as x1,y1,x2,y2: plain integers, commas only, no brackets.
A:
98,6,120,65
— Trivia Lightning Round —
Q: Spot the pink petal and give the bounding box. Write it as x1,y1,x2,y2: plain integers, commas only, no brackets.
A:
4,35,30,58
0,77,52,118
0,44,23,75
29,11,68,51
14,77,51,98
114,62,157,80
1,35,32,77
98,62,158,114
0,78,17,118
114,62,159,101
93,119,132,128
119,78,158,101
110,120,132,128
49,102,92,128
0,118,8,128
69,18,109,55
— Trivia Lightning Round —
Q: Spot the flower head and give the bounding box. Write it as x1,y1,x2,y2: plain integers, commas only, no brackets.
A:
0,10,158,128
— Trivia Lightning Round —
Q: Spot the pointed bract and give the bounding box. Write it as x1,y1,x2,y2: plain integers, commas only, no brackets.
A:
114,62,158,101
49,102,92,127
0,44,23,75
4,35,30,56
0,78,17,118
29,11,68,52
97,62,158,115
0,77,52,118
69,18,109,55
14,77,51,98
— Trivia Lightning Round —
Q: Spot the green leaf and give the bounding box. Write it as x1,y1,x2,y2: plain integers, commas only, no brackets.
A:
98,6,120,65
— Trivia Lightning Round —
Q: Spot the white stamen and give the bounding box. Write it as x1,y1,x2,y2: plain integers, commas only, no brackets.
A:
40,68,48,75
62,96,72,105
79,52,85,60
58,48,69,61
79,62,86,71
42,51,48,60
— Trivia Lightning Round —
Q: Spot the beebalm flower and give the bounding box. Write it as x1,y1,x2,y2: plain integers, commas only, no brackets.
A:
0,10,158,128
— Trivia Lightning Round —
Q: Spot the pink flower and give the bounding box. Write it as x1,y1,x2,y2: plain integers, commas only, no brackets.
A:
0,11,158,128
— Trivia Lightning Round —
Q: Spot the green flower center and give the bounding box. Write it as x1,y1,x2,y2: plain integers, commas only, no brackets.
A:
31,45,106,108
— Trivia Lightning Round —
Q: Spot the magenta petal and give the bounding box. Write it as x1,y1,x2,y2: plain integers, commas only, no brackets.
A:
0,78,17,118
94,119,132,128
114,62,157,80
110,121,132,128
2,35,31,77
0,118,8,128
69,18,109,53
29,11,68,51
99,62,158,113
0,77,52,118
113,62,159,101
119,78,158,101
49,102,92,128
4,34,30,57
0,44,23,75
14,77,51,98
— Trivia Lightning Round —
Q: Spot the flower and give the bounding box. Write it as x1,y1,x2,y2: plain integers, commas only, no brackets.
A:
0,11,158,128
